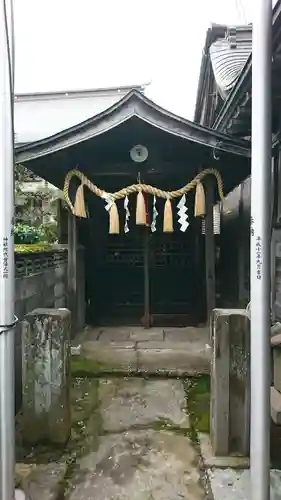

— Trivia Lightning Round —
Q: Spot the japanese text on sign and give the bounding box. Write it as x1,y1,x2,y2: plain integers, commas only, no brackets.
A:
2,237,9,279
250,217,254,237
256,236,262,280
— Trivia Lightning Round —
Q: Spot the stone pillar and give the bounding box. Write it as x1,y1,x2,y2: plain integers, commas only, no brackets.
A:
210,308,250,457
22,308,71,445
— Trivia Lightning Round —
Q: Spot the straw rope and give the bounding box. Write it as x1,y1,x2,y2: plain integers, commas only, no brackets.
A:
63,167,225,214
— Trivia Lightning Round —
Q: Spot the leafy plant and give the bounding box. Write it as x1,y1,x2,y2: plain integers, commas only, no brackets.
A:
14,223,43,244
14,164,61,243
39,221,58,243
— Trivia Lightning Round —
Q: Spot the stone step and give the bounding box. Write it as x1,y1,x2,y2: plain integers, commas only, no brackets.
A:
271,386,281,425
71,339,211,377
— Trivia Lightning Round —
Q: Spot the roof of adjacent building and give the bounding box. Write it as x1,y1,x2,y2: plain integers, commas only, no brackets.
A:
209,26,252,99
194,0,281,138
194,23,252,125
14,83,151,144
15,83,149,101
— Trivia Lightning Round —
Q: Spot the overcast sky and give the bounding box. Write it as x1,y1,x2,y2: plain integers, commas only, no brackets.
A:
14,0,254,120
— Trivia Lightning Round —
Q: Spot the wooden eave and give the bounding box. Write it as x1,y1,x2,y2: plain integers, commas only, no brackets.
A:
16,90,250,165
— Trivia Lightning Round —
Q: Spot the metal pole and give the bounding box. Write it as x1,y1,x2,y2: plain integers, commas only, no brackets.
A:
250,0,272,499
0,0,16,499
5,0,14,89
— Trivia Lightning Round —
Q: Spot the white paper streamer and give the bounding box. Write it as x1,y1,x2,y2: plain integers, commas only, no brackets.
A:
101,192,114,212
151,196,158,232
124,195,130,233
177,194,189,232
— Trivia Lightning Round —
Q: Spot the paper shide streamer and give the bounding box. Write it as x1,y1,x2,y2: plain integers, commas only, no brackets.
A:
177,194,189,232
124,195,130,233
150,196,158,232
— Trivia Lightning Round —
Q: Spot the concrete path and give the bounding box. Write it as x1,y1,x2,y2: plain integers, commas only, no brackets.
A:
208,468,281,499
71,326,211,377
16,377,208,500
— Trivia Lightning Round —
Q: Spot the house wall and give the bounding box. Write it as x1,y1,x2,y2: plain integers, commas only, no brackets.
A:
271,149,281,322
14,246,85,411
219,177,250,309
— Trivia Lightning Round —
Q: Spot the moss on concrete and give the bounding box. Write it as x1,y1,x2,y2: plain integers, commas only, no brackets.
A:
184,376,210,435
71,357,108,377
15,244,65,254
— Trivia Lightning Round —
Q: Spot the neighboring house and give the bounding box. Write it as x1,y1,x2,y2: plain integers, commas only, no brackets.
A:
194,24,252,132
14,83,148,144
14,83,148,224
194,3,281,433
194,1,281,315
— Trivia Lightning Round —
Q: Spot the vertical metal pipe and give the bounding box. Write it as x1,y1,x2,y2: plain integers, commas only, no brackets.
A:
5,0,14,90
0,0,16,499
250,0,272,499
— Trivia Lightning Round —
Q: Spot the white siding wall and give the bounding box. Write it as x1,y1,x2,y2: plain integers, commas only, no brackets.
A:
14,89,131,144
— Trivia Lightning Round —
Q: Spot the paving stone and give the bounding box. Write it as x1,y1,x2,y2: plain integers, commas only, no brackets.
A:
207,468,281,500
198,433,249,470
81,341,137,373
15,490,27,500
137,340,201,350
65,430,205,500
98,327,131,342
99,378,190,432
164,327,209,343
18,463,67,500
71,377,99,423
137,342,210,376
86,340,136,349
129,328,164,342
72,327,100,346
15,464,37,486
17,376,207,500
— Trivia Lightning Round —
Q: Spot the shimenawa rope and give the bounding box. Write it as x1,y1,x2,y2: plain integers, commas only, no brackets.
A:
63,167,225,214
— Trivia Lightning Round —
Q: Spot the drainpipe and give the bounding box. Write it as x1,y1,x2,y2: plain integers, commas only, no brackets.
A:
250,0,272,499
0,0,17,499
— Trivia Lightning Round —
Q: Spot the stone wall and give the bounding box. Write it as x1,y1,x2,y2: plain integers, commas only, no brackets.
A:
15,246,85,411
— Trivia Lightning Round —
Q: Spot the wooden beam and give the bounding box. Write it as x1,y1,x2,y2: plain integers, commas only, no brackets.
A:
205,177,216,322
143,228,151,329
237,183,246,306
67,211,77,336
57,199,68,244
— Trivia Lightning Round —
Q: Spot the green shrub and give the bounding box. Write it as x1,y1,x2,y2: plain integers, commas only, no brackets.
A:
14,223,43,244
14,221,58,245
39,221,58,244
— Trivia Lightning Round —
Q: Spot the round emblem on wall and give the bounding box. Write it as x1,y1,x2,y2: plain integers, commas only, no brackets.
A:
130,144,148,163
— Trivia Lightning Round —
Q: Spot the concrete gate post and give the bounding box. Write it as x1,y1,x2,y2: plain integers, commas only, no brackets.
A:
210,308,250,457
21,308,71,445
